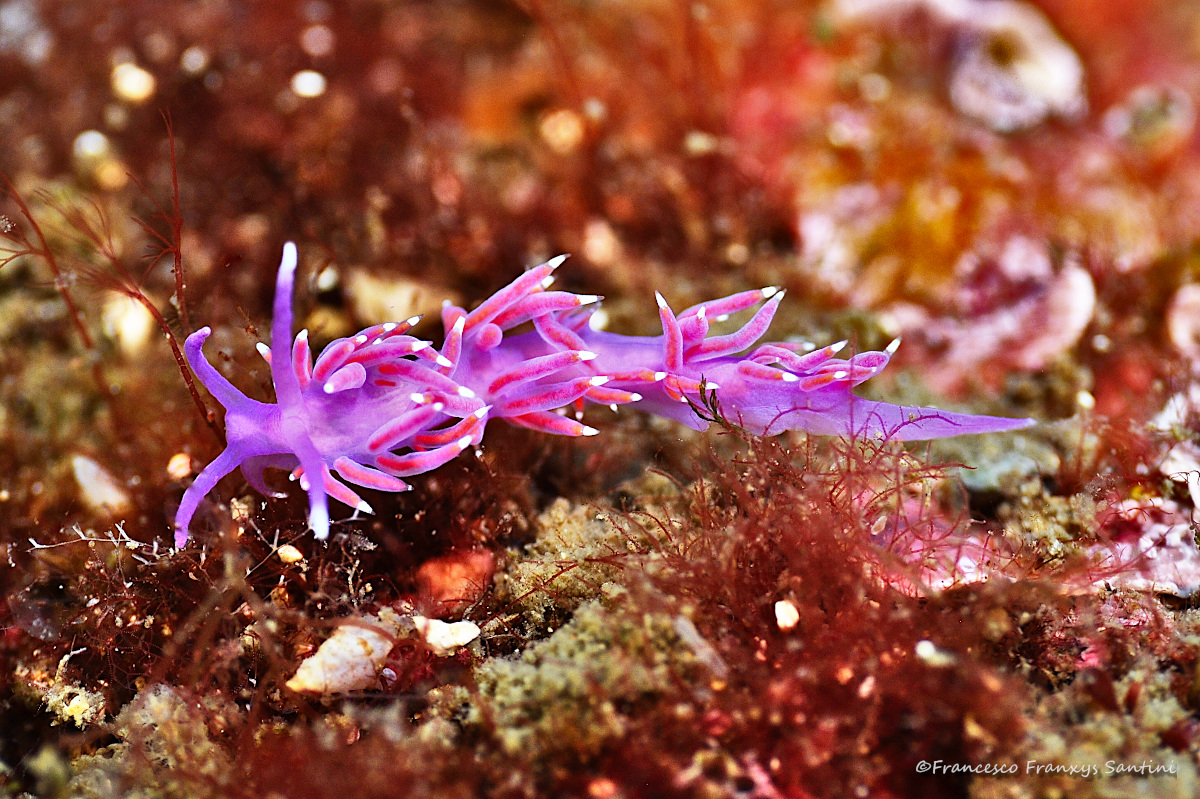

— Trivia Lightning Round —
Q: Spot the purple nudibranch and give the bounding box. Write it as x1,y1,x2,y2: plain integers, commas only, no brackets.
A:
174,243,1033,546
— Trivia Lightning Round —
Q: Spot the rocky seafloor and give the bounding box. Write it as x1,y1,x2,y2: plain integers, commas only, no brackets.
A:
3,1,1200,797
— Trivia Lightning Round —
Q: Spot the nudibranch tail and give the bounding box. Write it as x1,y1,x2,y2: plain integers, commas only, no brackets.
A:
173,243,1034,547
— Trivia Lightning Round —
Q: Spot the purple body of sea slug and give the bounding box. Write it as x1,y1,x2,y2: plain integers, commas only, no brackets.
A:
174,243,1033,546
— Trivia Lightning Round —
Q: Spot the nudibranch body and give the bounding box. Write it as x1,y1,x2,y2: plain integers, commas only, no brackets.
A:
174,243,1032,546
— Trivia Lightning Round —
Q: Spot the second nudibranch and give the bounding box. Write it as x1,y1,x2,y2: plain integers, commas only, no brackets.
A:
174,244,1032,546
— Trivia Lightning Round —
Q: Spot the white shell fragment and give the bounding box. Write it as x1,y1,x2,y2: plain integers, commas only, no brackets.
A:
412,615,481,656
774,599,800,631
275,544,305,564
286,609,402,694
71,455,131,515
286,608,481,694
166,452,193,481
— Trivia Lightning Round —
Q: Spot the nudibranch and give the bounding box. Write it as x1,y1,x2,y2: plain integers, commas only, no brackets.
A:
174,243,1032,546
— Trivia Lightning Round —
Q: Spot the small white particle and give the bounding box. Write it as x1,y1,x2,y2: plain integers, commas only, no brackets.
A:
255,342,271,359
356,500,374,514
833,371,849,380
180,46,209,75
435,354,454,367
473,406,490,418
655,291,668,309
578,351,598,361
355,334,368,345
914,639,955,667
715,314,730,323
411,393,427,404
456,435,472,450
588,309,609,331
73,130,110,160
382,322,398,333
457,386,476,398
609,404,619,412
774,599,800,631
653,371,667,381
166,452,192,480
782,373,799,382
629,393,643,401
314,265,339,292
581,426,600,436
575,294,602,305
761,286,780,299
546,254,569,269
112,62,157,103
300,24,335,58
885,337,902,355
829,339,848,354
71,455,131,513
290,69,327,98
589,376,609,386
413,615,481,656
452,317,465,334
